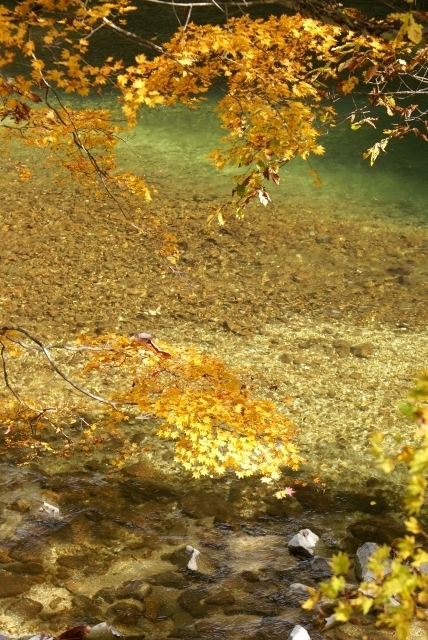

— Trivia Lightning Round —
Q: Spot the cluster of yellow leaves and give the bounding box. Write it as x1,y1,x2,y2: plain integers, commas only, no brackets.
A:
80,334,303,484
0,0,154,202
116,10,427,211
118,15,343,209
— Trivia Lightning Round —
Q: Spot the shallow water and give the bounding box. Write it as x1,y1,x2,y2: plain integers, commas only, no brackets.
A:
0,24,428,637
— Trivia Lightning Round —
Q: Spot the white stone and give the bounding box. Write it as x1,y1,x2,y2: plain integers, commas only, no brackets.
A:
38,501,60,517
289,625,311,640
324,615,341,630
288,528,320,556
186,545,201,571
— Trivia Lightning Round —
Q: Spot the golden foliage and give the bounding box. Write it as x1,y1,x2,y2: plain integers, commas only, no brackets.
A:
0,2,427,213
81,333,302,482
0,328,302,489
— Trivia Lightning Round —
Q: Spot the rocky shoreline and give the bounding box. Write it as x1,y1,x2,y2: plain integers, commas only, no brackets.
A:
0,456,422,640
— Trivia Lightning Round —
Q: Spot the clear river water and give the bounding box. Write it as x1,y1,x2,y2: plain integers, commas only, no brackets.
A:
0,6,428,639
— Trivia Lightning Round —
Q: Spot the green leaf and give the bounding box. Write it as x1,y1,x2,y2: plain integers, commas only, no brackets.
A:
330,552,351,576
405,517,421,535
334,601,353,622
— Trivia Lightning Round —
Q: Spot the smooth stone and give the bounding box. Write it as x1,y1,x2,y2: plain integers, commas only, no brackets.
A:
5,597,43,618
355,542,391,583
9,541,45,564
106,600,143,625
2,562,44,575
350,343,374,358
148,571,188,590
93,587,116,604
0,570,32,598
177,588,210,618
310,556,333,578
115,579,152,601
288,529,319,557
289,625,311,640
205,589,236,605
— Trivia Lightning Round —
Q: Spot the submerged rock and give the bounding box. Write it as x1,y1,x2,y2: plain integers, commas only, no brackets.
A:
180,490,232,521
0,571,32,598
5,597,43,619
115,579,152,601
350,342,374,358
106,600,143,625
148,571,188,590
9,541,46,564
204,589,236,606
348,517,406,545
178,588,210,618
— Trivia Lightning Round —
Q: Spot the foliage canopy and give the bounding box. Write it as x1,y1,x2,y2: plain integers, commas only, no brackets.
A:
0,0,428,214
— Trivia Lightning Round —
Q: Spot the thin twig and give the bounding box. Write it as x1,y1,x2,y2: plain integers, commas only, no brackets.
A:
1,327,120,411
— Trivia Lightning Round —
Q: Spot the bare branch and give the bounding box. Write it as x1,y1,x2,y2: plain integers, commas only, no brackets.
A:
1,327,121,411
102,17,165,53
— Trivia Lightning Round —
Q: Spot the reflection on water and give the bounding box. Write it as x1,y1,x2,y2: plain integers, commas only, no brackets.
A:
0,80,427,637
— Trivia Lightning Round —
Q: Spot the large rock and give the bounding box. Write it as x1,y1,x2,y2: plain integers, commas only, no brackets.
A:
5,597,43,618
205,589,236,606
177,588,210,618
355,542,391,582
2,561,44,574
115,579,152,601
9,541,46,564
310,556,333,578
148,571,188,590
348,517,406,545
180,490,233,521
106,600,143,625
0,570,31,597
288,529,319,557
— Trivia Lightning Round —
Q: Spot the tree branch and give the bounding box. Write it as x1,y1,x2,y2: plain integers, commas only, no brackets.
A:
0,327,122,411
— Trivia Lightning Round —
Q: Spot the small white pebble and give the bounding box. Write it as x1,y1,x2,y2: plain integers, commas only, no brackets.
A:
324,614,341,630
38,502,60,518
289,625,311,640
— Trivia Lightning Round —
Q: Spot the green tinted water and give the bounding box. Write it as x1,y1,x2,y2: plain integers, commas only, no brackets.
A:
113,90,428,220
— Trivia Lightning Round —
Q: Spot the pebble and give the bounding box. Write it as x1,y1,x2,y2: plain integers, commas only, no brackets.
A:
350,343,374,358
289,624,311,640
